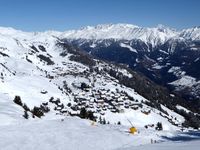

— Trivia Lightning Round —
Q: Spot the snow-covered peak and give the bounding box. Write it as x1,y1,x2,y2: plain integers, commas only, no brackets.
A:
61,23,140,40
0,26,22,35
0,26,62,41
179,26,200,40
61,23,178,46
0,23,199,135
80,23,139,30
0,24,200,49
156,24,176,34
95,23,139,29
0,26,31,38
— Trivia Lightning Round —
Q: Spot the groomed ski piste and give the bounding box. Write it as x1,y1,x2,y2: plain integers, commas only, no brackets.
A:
0,115,200,150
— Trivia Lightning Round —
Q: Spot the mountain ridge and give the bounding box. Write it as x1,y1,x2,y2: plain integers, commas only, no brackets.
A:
0,23,200,40
1,27,200,129
56,24,200,108
1,23,199,102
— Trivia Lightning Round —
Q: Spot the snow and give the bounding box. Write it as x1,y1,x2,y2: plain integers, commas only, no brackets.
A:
90,43,97,48
168,75,200,95
104,108,182,131
0,26,186,131
152,63,164,69
168,66,186,77
60,24,178,47
176,105,191,113
0,24,195,138
0,24,200,150
0,75,67,107
169,75,197,87
120,140,200,150
194,58,200,62
168,66,200,96
120,43,137,53
159,49,169,55
0,117,199,150
0,117,137,150
0,24,199,50
179,27,200,40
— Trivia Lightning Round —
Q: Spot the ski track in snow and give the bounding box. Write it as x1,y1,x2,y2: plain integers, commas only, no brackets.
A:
0,117,200,150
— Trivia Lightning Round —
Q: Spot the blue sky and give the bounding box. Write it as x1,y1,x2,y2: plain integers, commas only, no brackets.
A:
0,0,199,31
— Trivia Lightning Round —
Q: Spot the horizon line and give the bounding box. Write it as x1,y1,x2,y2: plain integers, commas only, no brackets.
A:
0,23,199,33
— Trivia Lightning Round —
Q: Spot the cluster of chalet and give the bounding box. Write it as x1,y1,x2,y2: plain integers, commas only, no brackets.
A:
71,82,146,116
42,62,153,118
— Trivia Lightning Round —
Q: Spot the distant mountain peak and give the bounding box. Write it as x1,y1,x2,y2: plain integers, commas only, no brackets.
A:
81,23,139,30
1,23,200,45
61,23,177,46
156,24,176,33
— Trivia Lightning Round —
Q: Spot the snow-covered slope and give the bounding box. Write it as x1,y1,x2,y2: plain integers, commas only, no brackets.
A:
0,24,199,50
1,24,200,46
0,25,200,150
60,24,200,48
58,24,200,103
179,26,200,40
0,116,199,150
61,24,178,47
0,25,194,131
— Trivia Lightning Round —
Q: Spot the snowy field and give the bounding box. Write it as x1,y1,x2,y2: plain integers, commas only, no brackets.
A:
0,26,200,150
120,140,200,150
0,116,199,150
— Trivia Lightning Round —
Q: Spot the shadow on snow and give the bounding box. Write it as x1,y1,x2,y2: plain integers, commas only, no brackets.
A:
161,131,200,142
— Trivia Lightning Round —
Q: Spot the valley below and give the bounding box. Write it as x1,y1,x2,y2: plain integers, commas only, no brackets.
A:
0,24,200,149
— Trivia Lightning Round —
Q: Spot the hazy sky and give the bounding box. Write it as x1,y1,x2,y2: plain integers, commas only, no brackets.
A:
0,0,199,31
